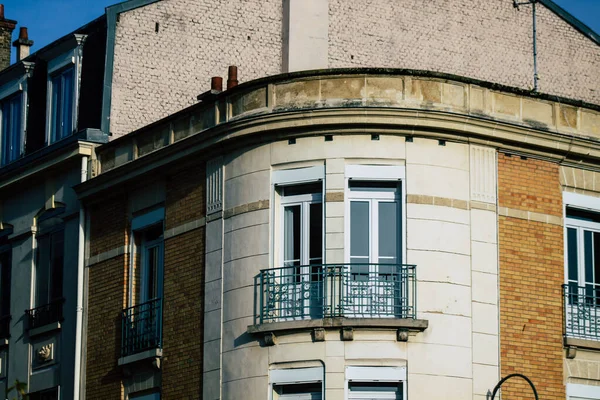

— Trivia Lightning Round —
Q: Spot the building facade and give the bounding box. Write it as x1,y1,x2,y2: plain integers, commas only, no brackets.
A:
0,0,599,399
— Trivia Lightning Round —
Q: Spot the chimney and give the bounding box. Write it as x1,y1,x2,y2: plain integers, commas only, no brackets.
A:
13,27,33,61
0,4,17,70
227,65,238,90
211,76,223,92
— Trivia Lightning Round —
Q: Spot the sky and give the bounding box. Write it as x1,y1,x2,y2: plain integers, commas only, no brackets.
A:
2,0,600,63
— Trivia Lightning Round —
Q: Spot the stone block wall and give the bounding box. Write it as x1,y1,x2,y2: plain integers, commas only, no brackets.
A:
498,154,564,399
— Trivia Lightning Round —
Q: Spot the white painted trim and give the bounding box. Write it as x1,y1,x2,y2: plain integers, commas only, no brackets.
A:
270,366,323,384
131,208,164,231
345,165,405,180
346,366,406,382
564,192,600,212
567,383,600,399
273,166,325,186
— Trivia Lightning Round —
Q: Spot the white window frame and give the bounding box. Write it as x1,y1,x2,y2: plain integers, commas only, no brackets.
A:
272,166,325,268
129,208,165,308
45,47,81,144
346,366,407,400
567,383,600,400
0,77,28,166
344,165,406,265
269,367,324,400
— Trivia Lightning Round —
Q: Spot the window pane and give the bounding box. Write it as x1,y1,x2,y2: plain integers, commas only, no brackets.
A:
284,205,301,268
145,245,159,300
567,227,579,283
50,231,64,301
378,201,398,264
350,201,369,258
309,202,322,265
0,251,10,317
61,68,74,138
51,73,61,142
1,94,22,165
585,230,594,285
36,236,51,306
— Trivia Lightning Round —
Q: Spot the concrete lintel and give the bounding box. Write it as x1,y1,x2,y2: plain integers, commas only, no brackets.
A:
118,348,163,367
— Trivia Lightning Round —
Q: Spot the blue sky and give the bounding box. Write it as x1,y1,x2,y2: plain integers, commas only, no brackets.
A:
3,0,600,63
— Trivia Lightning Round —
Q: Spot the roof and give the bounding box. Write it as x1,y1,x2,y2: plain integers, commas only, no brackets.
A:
539,0,600,45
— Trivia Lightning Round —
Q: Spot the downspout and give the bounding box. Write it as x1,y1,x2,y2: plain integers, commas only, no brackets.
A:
73,155,88,400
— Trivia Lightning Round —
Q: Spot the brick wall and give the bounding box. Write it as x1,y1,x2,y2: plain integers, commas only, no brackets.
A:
110,0,283,137
162,163,206,398
328,0,600,105
498,153,564,399
0,20,15,71
86,197,128,400
109,0,600,138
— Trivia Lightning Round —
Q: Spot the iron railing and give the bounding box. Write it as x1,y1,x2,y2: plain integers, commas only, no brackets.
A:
121,298,162,357
256,264,416,324
563,284,600,341
26,298,64,330
0,314,10,339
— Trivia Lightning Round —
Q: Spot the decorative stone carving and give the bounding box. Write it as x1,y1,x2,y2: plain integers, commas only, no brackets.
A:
37,344,53,363
397,329,409,342
264,332,276,346
313,328,325,342
341,327,353,341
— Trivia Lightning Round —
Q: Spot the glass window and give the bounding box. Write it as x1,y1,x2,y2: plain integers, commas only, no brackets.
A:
1,92,23,166
28,386,59,400
273,382,322,400
0,249,10,338
50,66,74,142
35,230,64,307
348,381,403,399
132,223,164,305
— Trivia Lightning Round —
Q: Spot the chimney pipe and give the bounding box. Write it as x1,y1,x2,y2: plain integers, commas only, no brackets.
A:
227,65,238,90
13,26,33,61
211,76,223,92
0,4,16,71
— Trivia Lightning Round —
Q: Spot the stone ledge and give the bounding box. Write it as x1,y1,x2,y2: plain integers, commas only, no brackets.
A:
28,321,61,338
118,348,163,368
565,337,600,351
247,317,428,335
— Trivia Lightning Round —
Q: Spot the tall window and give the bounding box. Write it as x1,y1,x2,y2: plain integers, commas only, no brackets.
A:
0,249,11,338
346,179,403,317
346,367,406,400
28,387,59,400
35,230,64,308
276,182,323,320
49,66,74,142
134,223,164,305
1,92,23,166
271,367,323,400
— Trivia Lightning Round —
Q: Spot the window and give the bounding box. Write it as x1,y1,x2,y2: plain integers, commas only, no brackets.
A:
270,367,323,400
49,66,74,142
275,182,323,320
346,179,404,317
35,230,64,308
122,209,164,357
346,367,406,400
0,249,11,338
0,92,23,166
567,383,600,400
565,205,600,339
129,392,160,400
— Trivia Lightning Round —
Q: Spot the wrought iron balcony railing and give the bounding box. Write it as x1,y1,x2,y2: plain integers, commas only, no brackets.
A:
256,264,416,324
26,298,64,331
121,298,163,358
563,284,600,341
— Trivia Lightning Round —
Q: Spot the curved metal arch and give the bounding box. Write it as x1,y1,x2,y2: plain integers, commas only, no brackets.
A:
490,373,539,400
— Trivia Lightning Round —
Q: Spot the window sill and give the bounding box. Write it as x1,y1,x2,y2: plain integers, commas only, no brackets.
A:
28,321,61,338
118,348,163,368
248,317,428,345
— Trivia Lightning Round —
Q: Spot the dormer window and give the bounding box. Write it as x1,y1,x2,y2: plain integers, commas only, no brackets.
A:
49,66,74,142
0,92,23,166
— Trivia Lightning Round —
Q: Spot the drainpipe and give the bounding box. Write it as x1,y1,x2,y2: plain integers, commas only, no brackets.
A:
73,156,88,400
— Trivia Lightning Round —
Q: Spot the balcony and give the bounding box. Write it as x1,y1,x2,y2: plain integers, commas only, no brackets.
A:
249,264,427,343
121,298,162,358
563,284,600,348
26,299,64,335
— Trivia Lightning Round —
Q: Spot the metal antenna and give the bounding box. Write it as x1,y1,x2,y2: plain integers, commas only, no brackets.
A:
513,0,539,92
